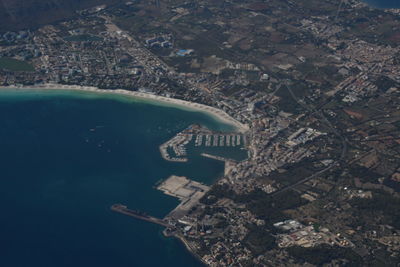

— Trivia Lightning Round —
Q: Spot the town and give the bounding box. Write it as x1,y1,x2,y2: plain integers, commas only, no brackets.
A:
1,0,400,266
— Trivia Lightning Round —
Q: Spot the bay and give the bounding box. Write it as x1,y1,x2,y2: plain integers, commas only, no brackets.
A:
0,89,238,267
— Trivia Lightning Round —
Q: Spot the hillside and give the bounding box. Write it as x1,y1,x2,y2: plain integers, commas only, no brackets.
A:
0,0,121,32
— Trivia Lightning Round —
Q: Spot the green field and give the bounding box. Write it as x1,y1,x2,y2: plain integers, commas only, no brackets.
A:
0,57,35,72
64,34,103,42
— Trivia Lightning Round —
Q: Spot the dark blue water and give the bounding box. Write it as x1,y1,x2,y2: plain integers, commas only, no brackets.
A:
0,89,235,267
363,0,400,8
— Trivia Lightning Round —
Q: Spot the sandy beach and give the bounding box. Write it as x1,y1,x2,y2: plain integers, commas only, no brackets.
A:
0,84,249,133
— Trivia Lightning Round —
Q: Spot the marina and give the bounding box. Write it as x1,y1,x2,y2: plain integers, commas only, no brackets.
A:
159,133,192,162
159,124,245,162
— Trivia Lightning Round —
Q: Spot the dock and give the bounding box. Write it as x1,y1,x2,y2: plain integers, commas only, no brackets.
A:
111,204,172,228
200,153,233,162
159,124,245,162
157,175,210,219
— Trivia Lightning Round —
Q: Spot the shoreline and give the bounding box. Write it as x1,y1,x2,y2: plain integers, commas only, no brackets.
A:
0,83,243,266
0,84,249,133
174,233,207,266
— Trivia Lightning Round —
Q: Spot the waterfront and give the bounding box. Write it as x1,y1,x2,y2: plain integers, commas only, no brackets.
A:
0,89,242,267
0,84,248,133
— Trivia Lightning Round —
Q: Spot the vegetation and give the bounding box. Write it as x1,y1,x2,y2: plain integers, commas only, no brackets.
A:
244,225,276,254
240,189,308,224
200,183,236,205
0,57,35,72
287,245,363,266
350,190,400,228
64,34,103,42
373,76,398,92
349,166,380,183
0,0,121,31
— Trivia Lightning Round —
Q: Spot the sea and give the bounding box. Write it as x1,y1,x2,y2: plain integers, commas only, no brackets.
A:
0,89,246,267
363,0,400,9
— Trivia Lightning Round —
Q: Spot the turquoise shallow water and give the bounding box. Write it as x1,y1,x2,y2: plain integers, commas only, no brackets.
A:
0,89,239,267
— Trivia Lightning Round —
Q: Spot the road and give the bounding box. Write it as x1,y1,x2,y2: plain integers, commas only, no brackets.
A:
271,83,348,196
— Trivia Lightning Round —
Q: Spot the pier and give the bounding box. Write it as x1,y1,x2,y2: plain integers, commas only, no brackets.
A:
111,175,211,228
158,175,210,219
159,132,192,162
111,204,172,228
200,153,234,163
205,134,211,146
213,134,218,146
